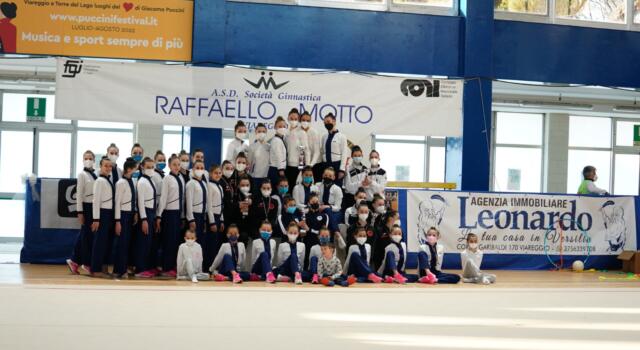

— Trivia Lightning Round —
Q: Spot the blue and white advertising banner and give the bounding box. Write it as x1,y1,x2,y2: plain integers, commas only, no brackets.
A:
406,190,637,256
55,59,463,145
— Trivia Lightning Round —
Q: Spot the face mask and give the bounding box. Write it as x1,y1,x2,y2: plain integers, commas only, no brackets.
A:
309,203,320,210
391,235,402,243
256,132,266,141
358,214,369,222
323,177,333,185
185,239,195,246
286,206,296,214
356,237,367,245
194,169,205,178
324,123,334,131
276,127,287,136
144,169,155,177
156,162,166,170
236,163,247,172
370,158,379,167
228,235,238,243
83,160,94,169
223,169,234,178
352,157,363,165
287,233,299,243
133,155,143,162
289,120,298,128
375,206,386,215
303,176,313,185
132,171,141,179
319,236,330,245
236,132,247,140
260,231,271,240
394,220,401,227
355,199,364,207
468,243,478,249
261,189,271,197
301,121,310,129
240,186,250,195
278,187,288,195
426,235,437,245
108,154,118,163
180,161,189,170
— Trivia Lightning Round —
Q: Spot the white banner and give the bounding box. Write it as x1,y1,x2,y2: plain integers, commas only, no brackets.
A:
55,59,463,145
406,190,637,256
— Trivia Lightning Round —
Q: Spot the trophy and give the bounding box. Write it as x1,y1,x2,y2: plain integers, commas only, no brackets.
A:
298,145,306,170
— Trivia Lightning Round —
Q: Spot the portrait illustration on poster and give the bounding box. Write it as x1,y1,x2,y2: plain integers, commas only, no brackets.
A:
0,2,17,53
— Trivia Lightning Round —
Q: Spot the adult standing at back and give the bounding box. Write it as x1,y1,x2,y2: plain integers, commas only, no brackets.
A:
320,113,349,187
300,111,322,182
285,108,310,191
226,121,249,162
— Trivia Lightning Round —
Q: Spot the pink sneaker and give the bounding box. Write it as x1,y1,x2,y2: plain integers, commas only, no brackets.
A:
81,265,92,274
164,270,177,278
384,276,394,284
266,272,276,283
66,259,79,274
135,271,154,278
232,273,243,284
277,274,291,283
367,273,383,283
393,272,407,284
213,274,228,282
249,273,261,282
294,272,303,285
311,274,319,284
418,276,436,284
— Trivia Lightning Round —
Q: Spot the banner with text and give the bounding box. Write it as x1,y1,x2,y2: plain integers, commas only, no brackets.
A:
8,0,192,60
55,59,464,143
406,190,637,256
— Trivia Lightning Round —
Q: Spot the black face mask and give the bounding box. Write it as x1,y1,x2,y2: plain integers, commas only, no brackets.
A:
323,178,333,185
324,123,334,131
309,203,320,210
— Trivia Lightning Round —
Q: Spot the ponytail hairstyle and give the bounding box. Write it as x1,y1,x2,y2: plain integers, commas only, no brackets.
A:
131,143,144,155
234,121,246,131
107,143,119,154
140,156,154,170
99,156,110,166
123,157,138,173
83,150,95,161
154,150,165,161
274,116,286,129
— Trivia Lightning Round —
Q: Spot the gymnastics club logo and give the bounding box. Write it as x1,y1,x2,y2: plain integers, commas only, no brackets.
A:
400,79,440,97
243,71,289,90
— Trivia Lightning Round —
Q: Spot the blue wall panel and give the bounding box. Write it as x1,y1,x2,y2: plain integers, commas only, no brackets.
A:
494,20,640,88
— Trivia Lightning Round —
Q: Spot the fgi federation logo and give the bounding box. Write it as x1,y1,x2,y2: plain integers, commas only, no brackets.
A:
61,59,83,78
244,71,289,90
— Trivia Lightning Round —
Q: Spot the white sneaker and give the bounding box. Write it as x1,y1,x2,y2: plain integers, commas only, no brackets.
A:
192,275,199,283
482,276,491,285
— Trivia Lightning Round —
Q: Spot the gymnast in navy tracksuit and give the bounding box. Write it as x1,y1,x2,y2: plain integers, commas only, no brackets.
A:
207,164,225,260
112,158,138,278
67,150,97,274
156,155,185,276
186,160,210,271
417,227,461,284
377,226,419,284
209,224,249,284
274,222,305,284
89,156,115,276
135,157,158,277
344,227,383,283
292,166,315,213
300,193,329,267
250,221,277,283
277,196,304,238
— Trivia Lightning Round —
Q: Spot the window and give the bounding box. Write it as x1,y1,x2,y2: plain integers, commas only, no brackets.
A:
162,125,188,158
492,112,544,192
249,0,456,15
372,135,446,183
556,0,626,23
567,116,612,193
393,0,453,6
635,0,640,23
615,120,639,146
37,132,72,178
494,0,548,15
0,199,25,238
222,136,234,161
614,154,639,195
0,130,34,193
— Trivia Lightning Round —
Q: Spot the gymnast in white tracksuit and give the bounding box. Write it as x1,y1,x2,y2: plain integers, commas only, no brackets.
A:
461,233,496,284
210,225,248,283
344,227,383,283
177,229,210,282
250,221,277,283
275,222,305,284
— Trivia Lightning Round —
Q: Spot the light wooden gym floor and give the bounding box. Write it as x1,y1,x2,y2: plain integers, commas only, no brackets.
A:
1,264,639,350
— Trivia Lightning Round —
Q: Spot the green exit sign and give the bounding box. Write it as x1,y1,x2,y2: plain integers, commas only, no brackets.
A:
635,125,640,147
26,97,46,122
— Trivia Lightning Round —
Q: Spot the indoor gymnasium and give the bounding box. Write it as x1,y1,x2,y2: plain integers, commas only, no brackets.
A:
0,1,639,349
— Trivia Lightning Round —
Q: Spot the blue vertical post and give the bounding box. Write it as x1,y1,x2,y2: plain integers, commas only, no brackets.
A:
446,1,493,191
189,0,227,168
